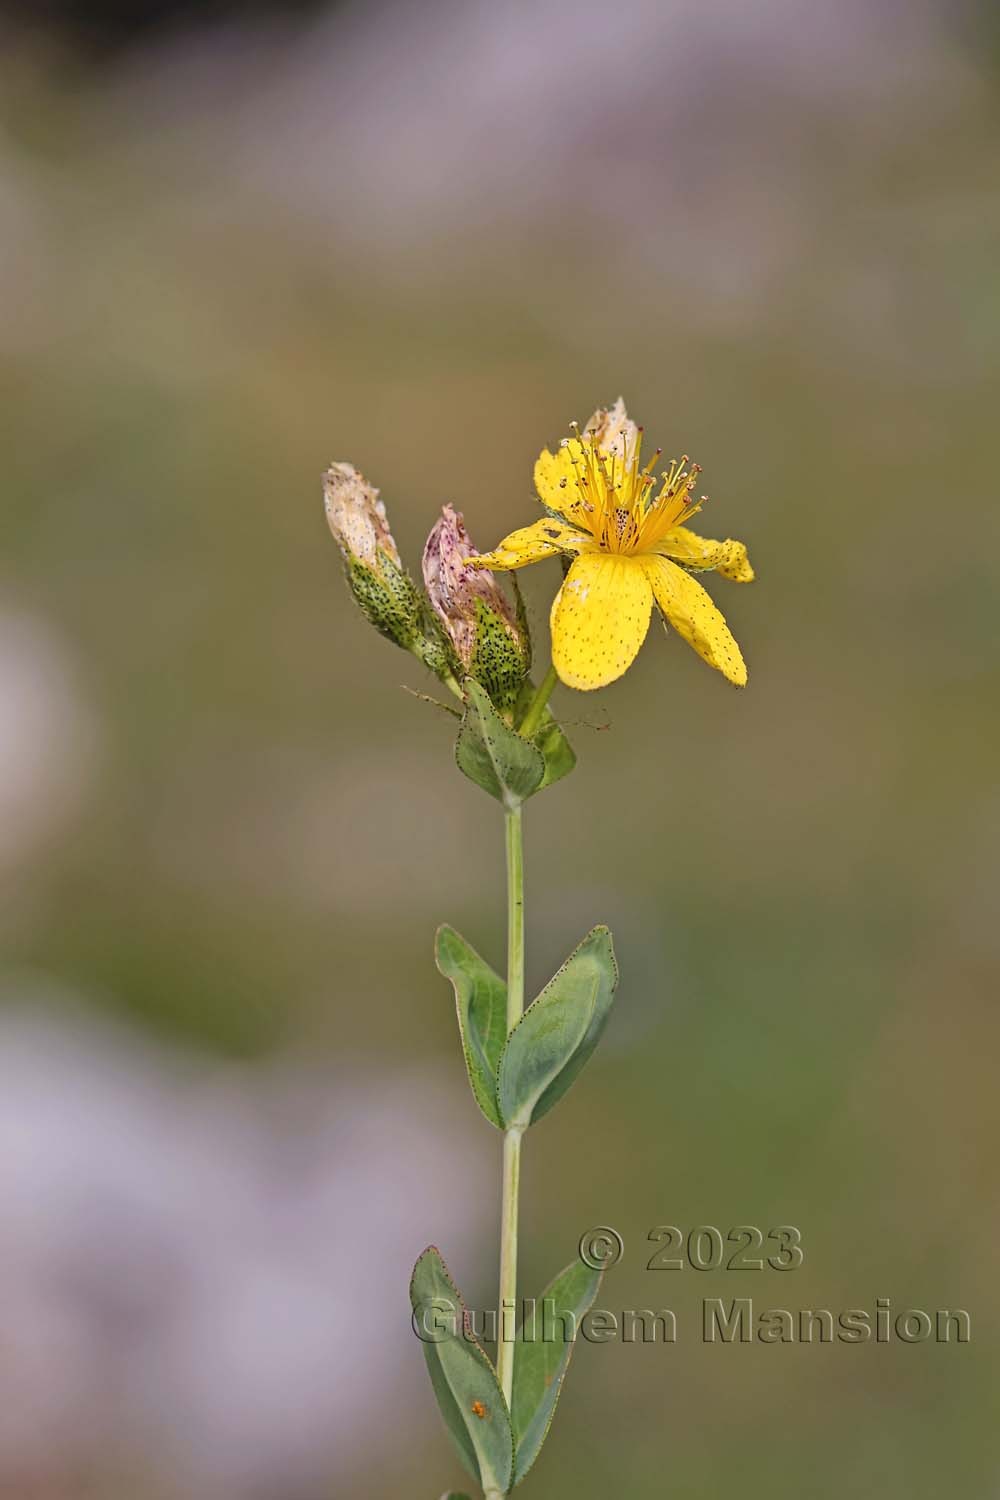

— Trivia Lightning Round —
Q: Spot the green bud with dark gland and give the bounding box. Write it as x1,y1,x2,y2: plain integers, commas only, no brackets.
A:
423,505,530,715
343,550,424,647
416,596,462,681
324,460,444,666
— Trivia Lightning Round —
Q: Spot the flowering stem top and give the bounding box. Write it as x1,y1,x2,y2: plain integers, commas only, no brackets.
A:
324,396,756,1499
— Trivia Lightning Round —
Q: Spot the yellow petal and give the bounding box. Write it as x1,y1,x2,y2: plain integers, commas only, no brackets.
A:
534,442,592,524
550,552,653,691
655,527,754,581
640,553,748,686
474,517,586,571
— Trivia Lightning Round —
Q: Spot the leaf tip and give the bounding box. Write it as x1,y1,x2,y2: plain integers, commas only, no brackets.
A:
409,1243,443,1290
586,923,618,978
434,923,457,963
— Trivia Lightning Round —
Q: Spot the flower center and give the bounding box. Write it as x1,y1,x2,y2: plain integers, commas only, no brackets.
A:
560,424,705,554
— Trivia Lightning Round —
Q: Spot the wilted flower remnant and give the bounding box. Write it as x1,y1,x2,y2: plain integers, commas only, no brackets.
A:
323,461,414,640
323,462,454,683
423,505,529,714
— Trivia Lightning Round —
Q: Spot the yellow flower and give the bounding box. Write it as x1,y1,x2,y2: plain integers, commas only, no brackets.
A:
474,400,754,691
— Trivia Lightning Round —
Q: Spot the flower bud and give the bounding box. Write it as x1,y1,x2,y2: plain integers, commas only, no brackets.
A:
324,461,425,652
423,505,530,713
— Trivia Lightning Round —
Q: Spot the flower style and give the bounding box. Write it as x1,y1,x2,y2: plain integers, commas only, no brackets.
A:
473,400,754,690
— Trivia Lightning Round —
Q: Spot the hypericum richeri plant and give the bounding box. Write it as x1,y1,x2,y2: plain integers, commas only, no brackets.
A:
325,398,754,1499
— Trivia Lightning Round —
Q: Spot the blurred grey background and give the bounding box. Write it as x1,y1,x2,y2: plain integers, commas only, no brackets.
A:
1,0,998,1496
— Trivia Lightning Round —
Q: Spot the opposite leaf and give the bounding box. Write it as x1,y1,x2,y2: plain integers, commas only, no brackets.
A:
410,1248,513,1495
435,925,507,1129
512,684,575,798
455,679,545,808
512,1258,604,1485
513,679,576,791
531,708,576,790
497,927,618,1129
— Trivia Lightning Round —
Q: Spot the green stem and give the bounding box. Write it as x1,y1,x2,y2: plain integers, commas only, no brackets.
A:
504,807,525,1034
497,805,526,1410
497,1123,522,1405
518,662,558,740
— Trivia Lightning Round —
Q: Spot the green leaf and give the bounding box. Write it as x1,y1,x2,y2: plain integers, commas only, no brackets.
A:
439,1494,474,1499
512,1258,604,1484
530,708,576,790
410,1248,513,1494
455,679,545,808
435,925,507,1129
497,927,618,1129
512,678,576,791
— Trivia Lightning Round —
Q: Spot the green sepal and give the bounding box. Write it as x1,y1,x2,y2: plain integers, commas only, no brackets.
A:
497,927,618,1129
455,679,545,808
513,679,576,790
435,925,507,1129
410,1247,514,1495
512,1258,604,1485
346,552,423,649
510,574,532,675
468,599,530,717
417,596,463,681
402,685,462,718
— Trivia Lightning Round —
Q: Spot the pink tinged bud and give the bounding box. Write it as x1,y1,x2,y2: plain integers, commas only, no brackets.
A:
422,505,521,668
422,506,530,714
323,461,401,570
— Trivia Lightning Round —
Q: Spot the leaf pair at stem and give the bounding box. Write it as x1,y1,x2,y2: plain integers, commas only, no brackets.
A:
415,926,618,1492
411,1246,604,1494
455,679,575,809
436,925,618,1132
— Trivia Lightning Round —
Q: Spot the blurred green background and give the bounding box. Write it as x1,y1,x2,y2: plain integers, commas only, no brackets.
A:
1,0,998,1495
